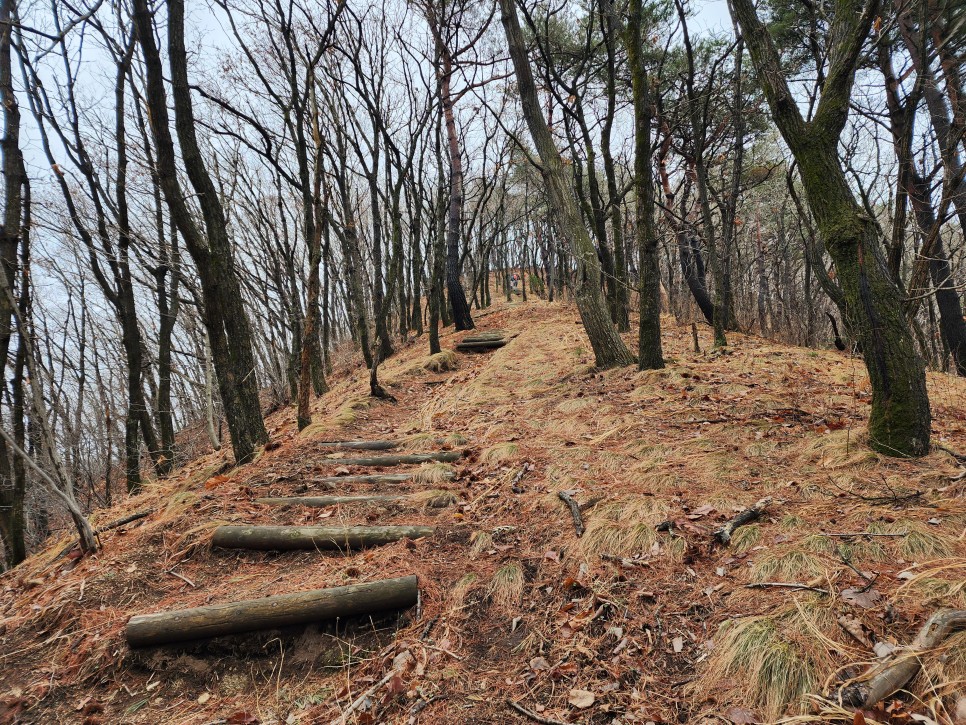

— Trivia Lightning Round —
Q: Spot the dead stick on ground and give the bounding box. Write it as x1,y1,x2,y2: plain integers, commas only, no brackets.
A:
835,609,966,707
506,699,571,725
713,497,772,545
331,669,398,725
98,509,153,533
745,582,829,595
557,491,584,537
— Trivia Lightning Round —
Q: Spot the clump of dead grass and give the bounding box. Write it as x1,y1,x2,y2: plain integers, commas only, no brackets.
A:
469,531,493,558
799,429,878,469
481,442,519,464
702,607,828,720
411,463,455,485
488,561,524,609
424,349,458,372
891,521,956,560
580,498,668,558
411,489,458,509
750,547,826,583
731,524,761,554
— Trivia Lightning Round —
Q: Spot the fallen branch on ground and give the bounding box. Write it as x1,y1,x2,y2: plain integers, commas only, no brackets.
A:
211,525,435,551
745,582,829,595
317,451,462,466
713,497,772,545
557,490,584,537
834,608,966,707
506,699,571,725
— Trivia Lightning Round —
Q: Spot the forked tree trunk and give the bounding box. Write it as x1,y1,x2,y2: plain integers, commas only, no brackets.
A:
132,0,268,464
732,0,930,457
499,0,633,369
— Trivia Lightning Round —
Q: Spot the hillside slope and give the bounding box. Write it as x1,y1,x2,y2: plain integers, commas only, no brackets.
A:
1,299,965,724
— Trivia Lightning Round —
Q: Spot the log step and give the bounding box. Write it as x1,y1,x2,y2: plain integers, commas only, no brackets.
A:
126,575,418,647
460,331,506,343
256,494,405,506
455,339,507,352
318,451,462,466
255,492,455,508
307,471,454,487
314,440,398,450
212,524,435,551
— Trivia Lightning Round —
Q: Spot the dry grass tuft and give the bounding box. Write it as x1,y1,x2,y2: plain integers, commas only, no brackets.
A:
449,573,479,610
424,349,458,372
411,462,455,485
469,531,493,558
410,489,458,509
750,547,826,583
580,498,668,558
895,560,966,608
481,442,519,464
799,429,878,469
731,524,762,554
556,398,593,413
891,521,955,560
703,613,821,720
488,561,524,609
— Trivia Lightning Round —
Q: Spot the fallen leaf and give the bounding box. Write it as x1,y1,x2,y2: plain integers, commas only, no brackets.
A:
226,712,259,724
841,587,881,609
568,689,595,709
672,636,684,653
530,656,550,671
725,706,761,723
197,693,211,704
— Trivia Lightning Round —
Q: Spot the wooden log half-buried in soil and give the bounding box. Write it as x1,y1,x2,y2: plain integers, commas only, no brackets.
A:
318,451,462,466
835,608,966,707
455,339,507,352
460,331,506,343
212,525,435,551
255,494,405,507
314,440,398,450
126,575,418,647
308,471,454,487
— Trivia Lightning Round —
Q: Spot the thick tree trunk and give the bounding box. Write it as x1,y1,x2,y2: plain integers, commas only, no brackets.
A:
626,0,664,370
440,58,474,331
731,0,931,457
499,0,633,368
133,0,268,464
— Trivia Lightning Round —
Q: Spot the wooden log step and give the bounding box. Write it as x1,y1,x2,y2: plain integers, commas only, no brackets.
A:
314,440,398,450
318,451,462,466
126,575,418,647
455,339,508,352
308,471,454,487
460,332,506,343
255,491,456,509
212,525,435,551
256,494,405,506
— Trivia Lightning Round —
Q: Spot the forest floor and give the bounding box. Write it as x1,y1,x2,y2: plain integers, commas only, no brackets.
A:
1,298,965,725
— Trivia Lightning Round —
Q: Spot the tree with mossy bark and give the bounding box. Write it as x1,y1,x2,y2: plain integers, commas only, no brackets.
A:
730,0,931,457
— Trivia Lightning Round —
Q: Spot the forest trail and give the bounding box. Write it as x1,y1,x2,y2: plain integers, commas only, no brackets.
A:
2,299,965,724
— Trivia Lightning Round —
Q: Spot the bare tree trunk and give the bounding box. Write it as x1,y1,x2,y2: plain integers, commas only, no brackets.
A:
132,0,268,464
499,0,633,368
625,0,663,369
